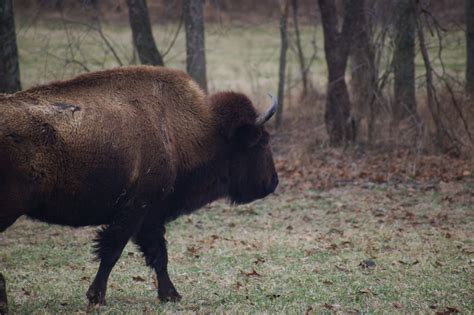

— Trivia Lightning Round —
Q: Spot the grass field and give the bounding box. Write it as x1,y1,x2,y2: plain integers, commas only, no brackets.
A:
1,184,473,314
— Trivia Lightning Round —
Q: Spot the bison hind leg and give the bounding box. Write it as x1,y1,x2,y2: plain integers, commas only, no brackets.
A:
86,198,149,306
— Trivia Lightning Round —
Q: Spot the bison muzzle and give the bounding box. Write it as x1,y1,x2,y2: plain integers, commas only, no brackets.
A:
0,66,278,307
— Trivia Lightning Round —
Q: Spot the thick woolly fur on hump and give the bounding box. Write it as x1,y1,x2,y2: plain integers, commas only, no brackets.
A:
2,66,216,172
208,92,258,139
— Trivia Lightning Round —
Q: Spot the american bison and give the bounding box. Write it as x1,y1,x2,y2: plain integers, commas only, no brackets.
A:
0,66,278,306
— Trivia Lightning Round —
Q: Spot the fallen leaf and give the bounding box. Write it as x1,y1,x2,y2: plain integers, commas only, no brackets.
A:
266,294,281,300
335,264,349,272
253,257,266,265
132,276,146,282
398,259,419,266
393,302,402,308
240,269,261,277
187,245,200,257
358,288,372,294
322,303,338,310
304,249,320,257
436,306,460,315
434,260,445,267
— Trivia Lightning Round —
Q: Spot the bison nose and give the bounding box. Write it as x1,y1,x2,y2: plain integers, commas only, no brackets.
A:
270,173,279,192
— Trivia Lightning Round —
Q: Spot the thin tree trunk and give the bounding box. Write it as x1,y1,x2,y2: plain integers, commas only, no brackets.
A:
291,0,308,98
0,0,21,93
466,0,474,95
416,4,457,152
275,0,290,128
417,13,443,149
393,0,417,121
126,0,164,66
183,0,207,92
318,0,356,145
349,0,379,143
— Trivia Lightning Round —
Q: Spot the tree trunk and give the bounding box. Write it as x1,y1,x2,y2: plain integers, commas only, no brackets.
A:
417,8,444,150
466,0,474,96
291,0,308,98
0,0,21,93
126,0,164,66
318,0,356,146
275,0,290,128
393,0,417,121
349,0,379,143
183,0,207,92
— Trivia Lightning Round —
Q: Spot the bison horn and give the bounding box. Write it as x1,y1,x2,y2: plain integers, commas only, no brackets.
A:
256,93,278,126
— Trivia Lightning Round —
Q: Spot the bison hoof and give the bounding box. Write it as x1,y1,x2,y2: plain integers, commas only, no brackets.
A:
158,290,182,303
86,288,106,306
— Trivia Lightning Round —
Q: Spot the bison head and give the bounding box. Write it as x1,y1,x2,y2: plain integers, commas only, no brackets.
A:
210,92,279,204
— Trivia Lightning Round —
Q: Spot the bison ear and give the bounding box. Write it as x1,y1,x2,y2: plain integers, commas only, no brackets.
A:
232,123,262,148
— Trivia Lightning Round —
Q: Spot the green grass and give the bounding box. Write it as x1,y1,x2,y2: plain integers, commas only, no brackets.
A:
1,186,472,313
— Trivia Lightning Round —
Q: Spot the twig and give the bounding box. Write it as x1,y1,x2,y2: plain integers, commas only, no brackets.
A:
416,2,458,152
162,13,183,58
61,18,124,66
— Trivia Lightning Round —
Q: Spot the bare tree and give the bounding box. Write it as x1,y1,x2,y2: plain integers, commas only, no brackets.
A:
275,0,290,128
467,0,474,95
393,0,417,122
126,0,164,66
318,0,356,145
349,0,380,143
291,0,308,98
0,0,21,93
416,6,445,150
183,0,207,92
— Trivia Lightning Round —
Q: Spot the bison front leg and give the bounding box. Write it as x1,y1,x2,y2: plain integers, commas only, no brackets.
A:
86,200,148,306
133,223,181,302
0,273,8,315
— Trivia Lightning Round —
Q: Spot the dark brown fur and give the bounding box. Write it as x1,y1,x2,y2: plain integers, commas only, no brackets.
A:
0,66,278,305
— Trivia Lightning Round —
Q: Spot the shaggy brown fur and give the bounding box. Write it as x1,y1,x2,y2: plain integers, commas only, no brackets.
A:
0,65,278,305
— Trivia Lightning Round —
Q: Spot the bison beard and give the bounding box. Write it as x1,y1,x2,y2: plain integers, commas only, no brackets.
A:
0,66,278,306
